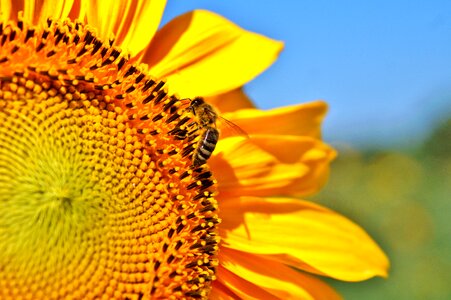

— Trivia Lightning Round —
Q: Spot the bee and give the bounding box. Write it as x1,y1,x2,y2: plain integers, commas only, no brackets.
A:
188,97,220,167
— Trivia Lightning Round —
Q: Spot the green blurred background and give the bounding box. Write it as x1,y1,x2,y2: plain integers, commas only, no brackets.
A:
313,118,451,300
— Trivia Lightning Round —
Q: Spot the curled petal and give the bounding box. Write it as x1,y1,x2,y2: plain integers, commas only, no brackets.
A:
143,9,283,98
248,135,336,196
216,248,342,300
220,197,390,282
211,135,335,197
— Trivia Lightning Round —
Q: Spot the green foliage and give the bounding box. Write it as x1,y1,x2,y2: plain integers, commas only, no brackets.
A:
421,118,451,161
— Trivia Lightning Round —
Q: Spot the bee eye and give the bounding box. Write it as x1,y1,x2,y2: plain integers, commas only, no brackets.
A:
191,97,203,106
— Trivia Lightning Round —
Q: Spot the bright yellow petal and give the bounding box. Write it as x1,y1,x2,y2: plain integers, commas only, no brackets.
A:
218,248,342,300
84,0,166,57
0,0,12,23
3,0,76,23
143,9,283,98
211,135,335,197
223,101,328,139
20,1,34,22
211,136,308,197
220,197,390,281
250,135,336,196
215,265,280,300
205,88,256,113
36,0,75,24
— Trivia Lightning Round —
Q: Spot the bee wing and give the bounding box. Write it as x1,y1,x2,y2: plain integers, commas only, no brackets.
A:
205,108,218,120
218,116,249,139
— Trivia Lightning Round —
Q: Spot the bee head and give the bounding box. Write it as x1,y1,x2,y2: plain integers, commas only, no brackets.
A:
190,97,205,108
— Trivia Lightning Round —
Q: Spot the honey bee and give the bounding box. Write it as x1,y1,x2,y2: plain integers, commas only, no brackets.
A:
188,97,220,167
185,97,248,167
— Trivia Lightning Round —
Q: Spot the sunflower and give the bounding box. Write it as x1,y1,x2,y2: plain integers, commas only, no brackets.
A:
0,1,389,299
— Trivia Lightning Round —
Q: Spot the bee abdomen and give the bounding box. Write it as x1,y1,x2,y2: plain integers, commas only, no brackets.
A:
193,128,219,166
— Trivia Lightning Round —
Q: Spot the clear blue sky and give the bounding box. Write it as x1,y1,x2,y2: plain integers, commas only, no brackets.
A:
161,1,451,148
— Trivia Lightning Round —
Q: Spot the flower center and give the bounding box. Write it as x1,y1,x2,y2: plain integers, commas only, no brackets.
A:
0,17,219,299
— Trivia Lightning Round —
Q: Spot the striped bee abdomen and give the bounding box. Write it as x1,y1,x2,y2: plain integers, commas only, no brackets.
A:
193,127,219,166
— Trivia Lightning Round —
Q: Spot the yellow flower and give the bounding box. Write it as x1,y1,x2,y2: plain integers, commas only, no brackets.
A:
0,1,389,299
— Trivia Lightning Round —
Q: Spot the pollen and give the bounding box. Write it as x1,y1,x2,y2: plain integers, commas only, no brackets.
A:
0,17,219,299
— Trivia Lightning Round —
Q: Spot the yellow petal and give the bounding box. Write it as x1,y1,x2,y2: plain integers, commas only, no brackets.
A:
215,265,281,300
211,136,308,197
217,248,342,300
143,9,283,98
211,135,335,197
0,0,12,23
251,135,336,196
220,197,390,281
210,280,240,299
223,101,328,139
205,88,256,113
36,0,75,24
3,0,76,23
84,0,166,57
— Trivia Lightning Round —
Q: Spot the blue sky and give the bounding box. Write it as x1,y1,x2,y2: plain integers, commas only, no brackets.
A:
161,1,451,148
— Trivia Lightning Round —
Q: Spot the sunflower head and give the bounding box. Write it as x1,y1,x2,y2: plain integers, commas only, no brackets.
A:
0,1,391,299
0,15,220,299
